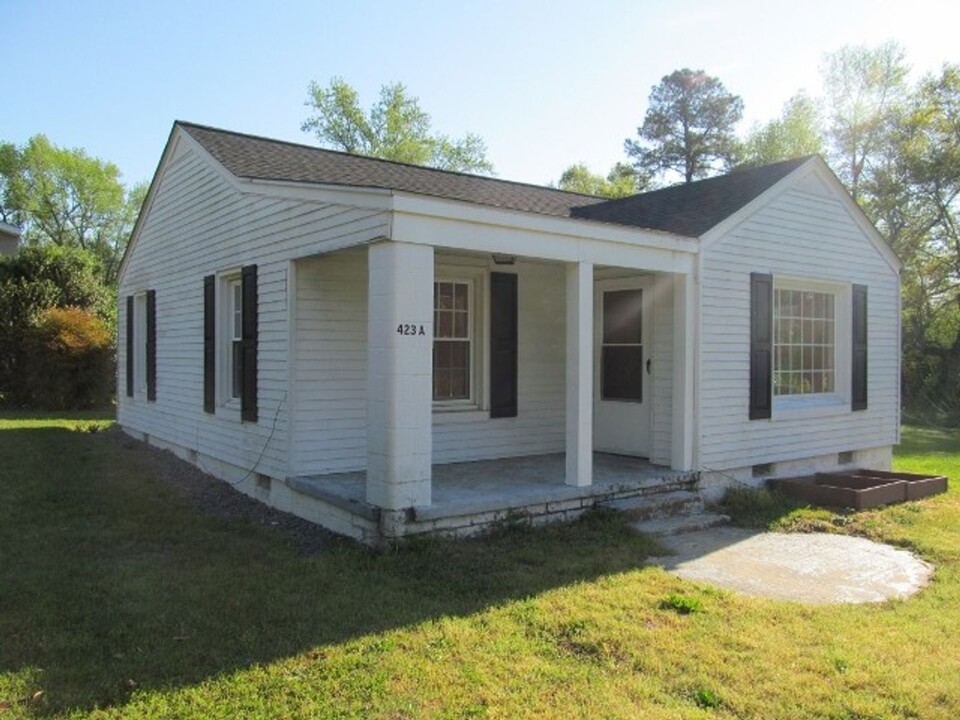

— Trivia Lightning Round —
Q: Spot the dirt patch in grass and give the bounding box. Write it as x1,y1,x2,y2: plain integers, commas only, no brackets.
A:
106,428,347,556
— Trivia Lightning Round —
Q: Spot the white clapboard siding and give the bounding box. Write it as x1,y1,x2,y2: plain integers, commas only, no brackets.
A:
290,252,369,475
699,179,899,471
432,261,568,464
118,141,389,480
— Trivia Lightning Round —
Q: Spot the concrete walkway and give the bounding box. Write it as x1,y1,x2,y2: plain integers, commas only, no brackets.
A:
648,527,933,604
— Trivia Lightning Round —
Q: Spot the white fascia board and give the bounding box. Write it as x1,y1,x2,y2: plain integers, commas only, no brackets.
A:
0,220,20,237
393,193,696,252
391,193,697,274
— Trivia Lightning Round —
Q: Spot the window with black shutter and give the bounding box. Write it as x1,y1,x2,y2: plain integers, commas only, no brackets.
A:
852,284,868,411
146,290,156,401
749,273,773,419
241,264,258,422
203,275,215,413
126,295,134,398
489,272,518,418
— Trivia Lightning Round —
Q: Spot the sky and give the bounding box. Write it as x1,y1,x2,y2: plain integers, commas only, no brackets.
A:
3,0,959,189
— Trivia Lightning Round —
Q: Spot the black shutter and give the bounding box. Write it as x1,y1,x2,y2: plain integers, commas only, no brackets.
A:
852,284,868,411
489,272,518,418
749,272,773,420
125,295,134,398
203,275,215,413
146,290,156,401
241,264,258,422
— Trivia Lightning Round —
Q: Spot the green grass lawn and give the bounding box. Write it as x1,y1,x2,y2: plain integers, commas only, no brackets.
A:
1,415,958,719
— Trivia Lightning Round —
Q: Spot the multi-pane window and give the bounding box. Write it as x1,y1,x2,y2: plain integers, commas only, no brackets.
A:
774,288,835,396
433,281,471,401
230,279,243,400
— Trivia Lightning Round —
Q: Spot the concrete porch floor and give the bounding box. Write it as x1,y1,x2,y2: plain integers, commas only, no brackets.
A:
288,453,698,523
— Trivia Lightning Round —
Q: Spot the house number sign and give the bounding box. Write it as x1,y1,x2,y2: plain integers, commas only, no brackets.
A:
396,323,427,336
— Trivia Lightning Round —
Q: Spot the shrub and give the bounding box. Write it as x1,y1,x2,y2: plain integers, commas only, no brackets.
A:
23,307,115,409
0,245,114,407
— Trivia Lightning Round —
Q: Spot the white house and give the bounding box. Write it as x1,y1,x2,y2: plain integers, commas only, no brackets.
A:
117,122,900,544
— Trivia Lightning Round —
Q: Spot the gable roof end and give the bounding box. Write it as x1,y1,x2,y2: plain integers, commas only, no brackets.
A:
569,157,813,237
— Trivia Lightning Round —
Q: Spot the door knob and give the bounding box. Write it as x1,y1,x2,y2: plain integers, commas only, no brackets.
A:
646,358,652,374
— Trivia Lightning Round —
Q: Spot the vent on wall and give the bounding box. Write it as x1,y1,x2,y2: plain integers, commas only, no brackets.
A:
838,451,854,465
752,462,775,478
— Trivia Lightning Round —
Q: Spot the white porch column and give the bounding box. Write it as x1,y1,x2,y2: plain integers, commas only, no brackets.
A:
366,242,434,509
566,261,593,487
671,272,695,471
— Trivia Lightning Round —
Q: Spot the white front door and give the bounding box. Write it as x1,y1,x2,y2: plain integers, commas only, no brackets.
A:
593,278,652,456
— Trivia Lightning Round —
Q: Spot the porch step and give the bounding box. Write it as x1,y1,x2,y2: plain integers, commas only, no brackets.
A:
602,490,703,520
629,512,730,537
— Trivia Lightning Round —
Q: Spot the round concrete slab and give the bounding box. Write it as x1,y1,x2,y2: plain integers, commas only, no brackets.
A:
649,527,933,604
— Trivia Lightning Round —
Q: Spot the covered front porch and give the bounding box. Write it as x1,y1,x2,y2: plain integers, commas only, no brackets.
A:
286,199,699,540
362,242,697,510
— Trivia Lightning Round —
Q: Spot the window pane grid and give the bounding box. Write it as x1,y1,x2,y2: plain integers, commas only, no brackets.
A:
433,281,471,401
773,288,835,396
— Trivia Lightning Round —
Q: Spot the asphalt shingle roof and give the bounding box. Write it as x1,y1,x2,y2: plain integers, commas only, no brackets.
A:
570,157,813,236
179,122,811,238
179,122,607,219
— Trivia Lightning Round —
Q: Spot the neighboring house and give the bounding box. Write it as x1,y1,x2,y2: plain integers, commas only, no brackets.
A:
0,221,20,256
117,121,900,544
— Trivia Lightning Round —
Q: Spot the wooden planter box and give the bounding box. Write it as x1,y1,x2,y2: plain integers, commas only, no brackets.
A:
844,470,949,501
769,470,948,510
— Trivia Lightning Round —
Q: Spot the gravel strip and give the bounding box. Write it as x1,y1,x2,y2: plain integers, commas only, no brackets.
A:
106,428,351,555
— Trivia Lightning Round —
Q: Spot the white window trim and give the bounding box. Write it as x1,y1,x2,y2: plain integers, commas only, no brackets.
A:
772,276,851,420
433,265,487,413
217,270,243,414
132,292,148,398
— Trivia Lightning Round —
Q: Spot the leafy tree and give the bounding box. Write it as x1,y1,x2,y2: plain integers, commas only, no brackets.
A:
0,135,143,284
0,142,19,225
625,69,744,183
814,45,960,423
821,41,909,202
556,162,646,198
0,244,112,407
742,93,824,165
892,64,960,422
302,78,493,174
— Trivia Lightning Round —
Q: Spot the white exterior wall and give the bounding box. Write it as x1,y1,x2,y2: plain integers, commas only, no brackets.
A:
290,251,368,475
698,175,899,472
118,139,390,481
